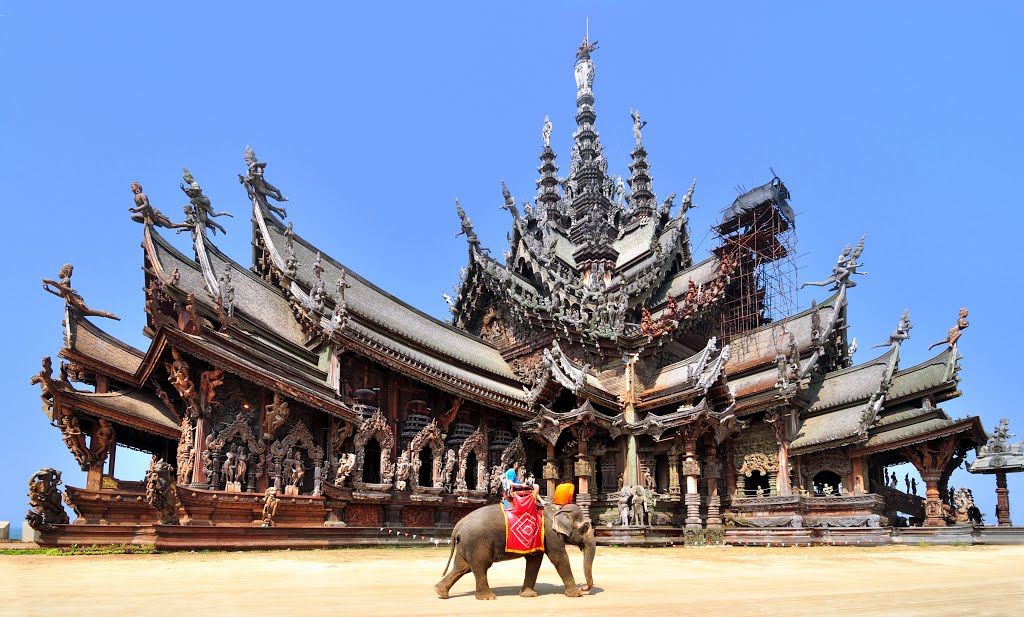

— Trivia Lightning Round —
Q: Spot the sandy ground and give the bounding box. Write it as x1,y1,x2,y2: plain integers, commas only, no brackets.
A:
2,545,1022,617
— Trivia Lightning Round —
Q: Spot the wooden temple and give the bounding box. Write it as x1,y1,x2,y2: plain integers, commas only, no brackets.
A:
26,38,991,548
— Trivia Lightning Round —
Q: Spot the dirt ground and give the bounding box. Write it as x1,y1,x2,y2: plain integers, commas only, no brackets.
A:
2,544,1022,616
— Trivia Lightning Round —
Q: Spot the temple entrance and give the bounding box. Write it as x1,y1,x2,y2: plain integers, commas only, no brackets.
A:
363,438,382,483
466,452,478,489
745,471,770,496
418,448,433,487
813,470,842,496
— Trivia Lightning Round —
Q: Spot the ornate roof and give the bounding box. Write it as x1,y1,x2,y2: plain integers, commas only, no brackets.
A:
62,308,145,379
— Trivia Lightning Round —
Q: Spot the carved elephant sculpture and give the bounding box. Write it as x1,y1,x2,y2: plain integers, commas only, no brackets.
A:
434,502,595,600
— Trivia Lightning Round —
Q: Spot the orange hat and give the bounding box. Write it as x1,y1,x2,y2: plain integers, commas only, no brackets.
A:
552,483,575,506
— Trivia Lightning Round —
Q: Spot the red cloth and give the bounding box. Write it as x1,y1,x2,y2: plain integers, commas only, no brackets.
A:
503,490,544,554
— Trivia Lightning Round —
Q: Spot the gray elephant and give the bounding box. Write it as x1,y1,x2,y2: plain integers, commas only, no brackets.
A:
434,502,596,600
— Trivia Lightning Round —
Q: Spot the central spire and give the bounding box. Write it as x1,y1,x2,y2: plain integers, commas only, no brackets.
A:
567,36,619,278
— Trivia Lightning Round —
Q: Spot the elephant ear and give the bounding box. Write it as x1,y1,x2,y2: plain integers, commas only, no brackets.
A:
552,507,573,537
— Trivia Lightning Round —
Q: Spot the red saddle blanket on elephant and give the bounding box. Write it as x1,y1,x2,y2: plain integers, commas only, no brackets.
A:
502,491,544,554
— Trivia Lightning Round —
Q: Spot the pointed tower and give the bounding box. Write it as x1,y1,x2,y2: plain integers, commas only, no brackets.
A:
536,115,564,229
626,109,656,222
566,37,619,285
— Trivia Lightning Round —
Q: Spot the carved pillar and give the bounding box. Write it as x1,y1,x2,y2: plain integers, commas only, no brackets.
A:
622,356,640,486
667,450,681,499
705,443,722,528
724,440,737,501
683,432,701,529
903,437,957,527
573,425,595,518
996,472,1012,527
191,416,210,486
767,410,791,496
850,456,866,495
86,422,104,491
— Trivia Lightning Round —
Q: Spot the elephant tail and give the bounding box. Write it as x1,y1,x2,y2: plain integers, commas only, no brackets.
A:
442,531,458,575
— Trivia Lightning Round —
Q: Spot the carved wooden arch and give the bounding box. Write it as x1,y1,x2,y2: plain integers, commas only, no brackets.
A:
210,411,266,455
799,450,852,486
499,434,526,469
409,419,446,489
353,409,395,485
456,428,488,492
270,421,323,463
739,452,779,477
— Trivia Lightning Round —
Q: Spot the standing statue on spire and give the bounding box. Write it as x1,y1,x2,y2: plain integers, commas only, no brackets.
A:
630,109,647,146
574,37,598,95
499,181,519,220
239,146,288,219
541,115,552,148
801,235,868,290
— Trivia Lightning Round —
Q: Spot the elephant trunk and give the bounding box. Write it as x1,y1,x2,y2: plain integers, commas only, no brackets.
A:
581,526,596,591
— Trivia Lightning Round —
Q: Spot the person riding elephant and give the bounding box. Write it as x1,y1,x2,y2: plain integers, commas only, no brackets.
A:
434,497,596,600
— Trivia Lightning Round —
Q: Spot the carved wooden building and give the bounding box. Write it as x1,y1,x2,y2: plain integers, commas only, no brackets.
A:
28,39,987,548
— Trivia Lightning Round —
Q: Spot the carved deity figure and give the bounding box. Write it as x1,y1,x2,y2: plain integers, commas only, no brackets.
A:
679,179,697,216
235,446,248,489
953,487,976,524
442,448,457,490
263,392,290,440
288,449,305,491
642,467,655,492
630,485,647,526
541,115,552,147
802,236,868,290
874,309,913,348
239,146,288,219
930,307,969,350
42,264,121,321
221,450,237,486
394,449,412,491
454,200,479,246
26,468,70,531
574,37,598,94
630,108,647,146
261,487,280,527
488,465,504,497
90,419,116,466
145,458,179,525
165,348,196,409
129,181,187,229
617,486,632,527
180,167,232,236
334,452,356,486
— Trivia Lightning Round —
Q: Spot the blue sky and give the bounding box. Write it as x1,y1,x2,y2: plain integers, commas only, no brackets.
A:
1,2,1021,532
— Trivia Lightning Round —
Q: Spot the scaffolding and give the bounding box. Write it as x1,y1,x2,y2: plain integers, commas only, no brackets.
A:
713,179,799,351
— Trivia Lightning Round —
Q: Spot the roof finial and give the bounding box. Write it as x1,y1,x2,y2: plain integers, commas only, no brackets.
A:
542,115,552,147
630,108,647,146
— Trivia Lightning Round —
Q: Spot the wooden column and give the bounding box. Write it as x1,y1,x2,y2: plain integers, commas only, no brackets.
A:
622,356,640,486
903,437,957,527
573,425,595,518
996,472,1012,526
683,431,701,529
667,447,682,499
767,410,791,496
543,443,558,497
850,456,866,495
705,442,722,527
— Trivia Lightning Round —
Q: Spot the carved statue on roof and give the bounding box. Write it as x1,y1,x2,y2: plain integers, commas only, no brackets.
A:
630,109,647,146
541,115,552,147
574,37,597,94
680,179,697,216
180,168,232,236
129,182,188,230
929,307,969,350
263,392,290,440
239,146,288,219
801,235,868,290
499,181,519,220
874,309,913,348
659,192,676,218
30,356,59,413
454,200,480,247
25,467,69,531
42,264,122,321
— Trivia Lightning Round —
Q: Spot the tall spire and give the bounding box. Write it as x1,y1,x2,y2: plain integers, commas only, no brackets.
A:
567,36,619,271
536,115,563,227
626,108,656,221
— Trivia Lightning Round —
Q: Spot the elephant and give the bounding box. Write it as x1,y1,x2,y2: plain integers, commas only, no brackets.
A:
434,502,596,600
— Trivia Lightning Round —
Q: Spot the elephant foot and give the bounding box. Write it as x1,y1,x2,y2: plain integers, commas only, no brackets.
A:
475,591,497,600
434,583,449,599
564,586,583,598
519,588,538,598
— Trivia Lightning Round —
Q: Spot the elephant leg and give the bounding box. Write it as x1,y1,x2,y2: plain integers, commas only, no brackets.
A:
520,553,543,597
471,561,496,600
546,548,582,597
434,553,471,599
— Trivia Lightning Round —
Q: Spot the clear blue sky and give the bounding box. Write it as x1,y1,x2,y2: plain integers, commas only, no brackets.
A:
1,2,1021,533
